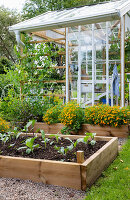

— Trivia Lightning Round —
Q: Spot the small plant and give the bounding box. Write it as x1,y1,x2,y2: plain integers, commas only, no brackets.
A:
18,136,39,154
54,145,72,155
41,130,50,149
50,134,61,143
13,127,21,139
85,132,96,146
23,120,36,136
0,133,9,145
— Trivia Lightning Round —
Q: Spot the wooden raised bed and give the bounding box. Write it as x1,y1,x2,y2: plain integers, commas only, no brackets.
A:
33,122,129,138
0,135,118,190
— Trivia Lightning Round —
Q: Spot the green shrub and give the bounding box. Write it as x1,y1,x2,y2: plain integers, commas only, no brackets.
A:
0,57,12,74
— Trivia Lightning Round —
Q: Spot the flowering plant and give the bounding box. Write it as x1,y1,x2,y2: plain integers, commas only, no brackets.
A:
0,117,9,133
85,104,130,127
43,104,63,125
60,101,84,133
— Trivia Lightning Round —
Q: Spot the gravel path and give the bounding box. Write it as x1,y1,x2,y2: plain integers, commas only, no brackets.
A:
118,138,127,151
0,178,85,200
0,138,127,200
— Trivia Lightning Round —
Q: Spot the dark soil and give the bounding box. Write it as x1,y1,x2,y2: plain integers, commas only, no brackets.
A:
0,136,107,162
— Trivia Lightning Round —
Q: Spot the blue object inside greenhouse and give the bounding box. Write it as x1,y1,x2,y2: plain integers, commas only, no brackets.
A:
113,64,120,97
101,98,111,106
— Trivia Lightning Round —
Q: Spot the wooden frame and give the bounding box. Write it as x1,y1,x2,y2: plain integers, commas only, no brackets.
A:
32,122,129,138
0,135,118,190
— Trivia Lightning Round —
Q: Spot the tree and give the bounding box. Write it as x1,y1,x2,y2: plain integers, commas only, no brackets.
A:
22,0,108,19
0,7,20,63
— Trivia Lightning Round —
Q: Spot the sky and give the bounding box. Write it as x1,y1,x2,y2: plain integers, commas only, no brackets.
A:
0,0,26,12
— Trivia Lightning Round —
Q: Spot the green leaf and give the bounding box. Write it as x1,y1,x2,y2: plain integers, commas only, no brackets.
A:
26,148,31,154
90,140,96,146
40,130,45,139
26,121,33,129
67,144,74,151
33,144,40,148
17,146,27,151
65,137,72,143
16,132,22,139
60,147,65,155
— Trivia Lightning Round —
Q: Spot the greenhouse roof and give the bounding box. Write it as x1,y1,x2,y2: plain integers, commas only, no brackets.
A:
9,0,130,32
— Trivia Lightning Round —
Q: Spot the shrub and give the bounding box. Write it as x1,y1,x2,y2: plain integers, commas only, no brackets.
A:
60,101,84,132
85,104,130,127
0,117,9,133
43,104,63,124
0,96,51,126
0,57,12,74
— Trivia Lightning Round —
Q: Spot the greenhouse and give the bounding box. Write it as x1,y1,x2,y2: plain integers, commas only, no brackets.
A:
9,0,130,107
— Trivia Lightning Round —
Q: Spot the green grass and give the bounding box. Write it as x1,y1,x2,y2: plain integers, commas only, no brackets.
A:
85,139,130,200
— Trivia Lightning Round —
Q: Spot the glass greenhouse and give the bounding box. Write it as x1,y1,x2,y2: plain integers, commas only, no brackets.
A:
9,0,130,107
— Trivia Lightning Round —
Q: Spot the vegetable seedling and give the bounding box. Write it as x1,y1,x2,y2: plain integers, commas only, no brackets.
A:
17,136,39,154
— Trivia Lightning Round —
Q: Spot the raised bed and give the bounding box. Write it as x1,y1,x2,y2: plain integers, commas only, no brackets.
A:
0,135,118,190
33,122,129,138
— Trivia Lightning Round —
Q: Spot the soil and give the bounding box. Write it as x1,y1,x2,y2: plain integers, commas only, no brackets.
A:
0,135,107,162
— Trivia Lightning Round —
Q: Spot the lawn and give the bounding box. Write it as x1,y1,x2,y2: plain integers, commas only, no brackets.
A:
85,138,130,200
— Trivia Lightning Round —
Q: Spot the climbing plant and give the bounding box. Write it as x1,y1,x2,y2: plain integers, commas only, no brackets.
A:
15,34,65,98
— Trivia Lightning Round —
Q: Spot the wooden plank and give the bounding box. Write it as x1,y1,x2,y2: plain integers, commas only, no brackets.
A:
30,37,65,44
54,66,66,69
40,161,81,189
21,80,66,84
0,156,40,182
79,124,129,138
32,123,129,138
36,66,66,70
32,32,65,45
33,123,64,133
0,156,81,190
77,151,84,164
81,137,118,190
52,29,65,36
43,94,66,98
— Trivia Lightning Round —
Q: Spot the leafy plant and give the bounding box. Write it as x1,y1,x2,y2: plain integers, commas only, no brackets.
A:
54,145,72,155
85,132,96,146
0,131,12,145
40,130,50,149
50,134,61,143
13,127,21,139
18,136,39,154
